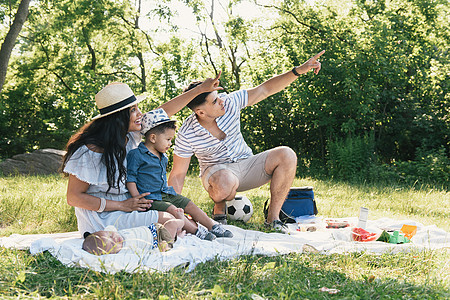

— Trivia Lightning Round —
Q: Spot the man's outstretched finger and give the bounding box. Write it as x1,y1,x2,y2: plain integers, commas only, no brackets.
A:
313,50,326,60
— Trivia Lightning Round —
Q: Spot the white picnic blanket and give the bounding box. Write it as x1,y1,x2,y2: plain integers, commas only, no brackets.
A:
1,218,448,274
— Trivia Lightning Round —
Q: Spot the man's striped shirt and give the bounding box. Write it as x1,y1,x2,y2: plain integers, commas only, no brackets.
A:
174,90,253,175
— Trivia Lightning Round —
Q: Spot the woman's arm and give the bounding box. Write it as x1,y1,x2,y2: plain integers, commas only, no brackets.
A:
160,72,222,117
67,174,152,212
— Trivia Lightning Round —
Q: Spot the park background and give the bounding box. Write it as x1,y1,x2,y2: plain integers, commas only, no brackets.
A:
1,0,448,189
0,0,449,298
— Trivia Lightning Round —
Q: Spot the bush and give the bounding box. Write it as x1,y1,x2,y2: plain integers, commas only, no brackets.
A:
393,146,450,189
326,134,376,182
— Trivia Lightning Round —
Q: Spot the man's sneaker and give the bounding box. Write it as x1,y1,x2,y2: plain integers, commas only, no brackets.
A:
212,213,228,225
265,220,289,234
195,225,216,241
210,224,233,238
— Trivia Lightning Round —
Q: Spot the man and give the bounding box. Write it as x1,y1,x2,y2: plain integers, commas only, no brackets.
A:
168,50,325,233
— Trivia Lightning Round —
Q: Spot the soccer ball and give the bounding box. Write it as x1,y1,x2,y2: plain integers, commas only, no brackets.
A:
227,195,253,222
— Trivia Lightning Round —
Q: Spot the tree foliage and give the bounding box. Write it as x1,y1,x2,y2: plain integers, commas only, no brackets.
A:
0,0,448,187
240,0,449,186
0,0,202,157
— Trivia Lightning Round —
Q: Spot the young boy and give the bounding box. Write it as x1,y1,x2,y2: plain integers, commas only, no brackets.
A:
82,216,185,255
126,108,233,240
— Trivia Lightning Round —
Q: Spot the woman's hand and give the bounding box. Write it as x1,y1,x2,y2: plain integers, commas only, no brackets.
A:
160,71,223,117
120,193,153,212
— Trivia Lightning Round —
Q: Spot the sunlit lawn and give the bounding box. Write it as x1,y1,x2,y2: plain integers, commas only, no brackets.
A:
0,174,449,299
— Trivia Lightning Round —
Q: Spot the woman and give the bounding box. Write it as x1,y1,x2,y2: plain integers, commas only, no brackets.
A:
62,74,221,234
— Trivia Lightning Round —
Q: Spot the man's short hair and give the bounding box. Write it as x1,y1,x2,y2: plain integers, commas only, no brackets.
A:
184,81,212,110
145,120,177,139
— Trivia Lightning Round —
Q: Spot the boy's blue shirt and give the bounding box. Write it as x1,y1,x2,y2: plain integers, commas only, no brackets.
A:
126,142,176,200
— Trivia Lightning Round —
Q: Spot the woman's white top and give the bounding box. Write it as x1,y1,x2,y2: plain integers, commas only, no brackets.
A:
64,131,158,234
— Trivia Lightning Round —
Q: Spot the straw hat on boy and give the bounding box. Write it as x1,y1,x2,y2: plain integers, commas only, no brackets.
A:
140,108,176,136
92,82,146,120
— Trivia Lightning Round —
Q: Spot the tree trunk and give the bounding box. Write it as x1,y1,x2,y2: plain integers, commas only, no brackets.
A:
137,52,146,92
0,0,32,92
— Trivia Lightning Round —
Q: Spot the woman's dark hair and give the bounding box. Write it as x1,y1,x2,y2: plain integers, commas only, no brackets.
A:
62,108,131,193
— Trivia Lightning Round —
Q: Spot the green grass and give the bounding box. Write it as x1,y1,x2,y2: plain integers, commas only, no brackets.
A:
1,175,449,299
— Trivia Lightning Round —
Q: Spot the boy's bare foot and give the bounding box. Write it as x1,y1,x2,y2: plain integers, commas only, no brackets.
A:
173,207,185,219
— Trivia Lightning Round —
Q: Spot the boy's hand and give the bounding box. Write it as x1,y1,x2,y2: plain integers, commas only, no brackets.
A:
121,193,153,212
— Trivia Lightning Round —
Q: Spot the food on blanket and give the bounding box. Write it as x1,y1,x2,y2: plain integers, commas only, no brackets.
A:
297,224,319,232
227,195,253,222
400,224,417,239
377,230,410,244
388,231,410,244
351,227,378,242
376,230,391,243
325,219,350,229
